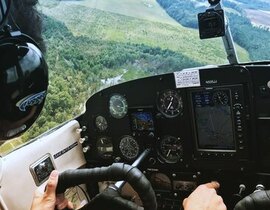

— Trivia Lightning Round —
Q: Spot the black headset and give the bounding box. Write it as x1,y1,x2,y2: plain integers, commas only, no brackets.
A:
0,0,48,140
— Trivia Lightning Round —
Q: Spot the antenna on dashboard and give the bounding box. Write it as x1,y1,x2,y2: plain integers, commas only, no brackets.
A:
198,0,239,64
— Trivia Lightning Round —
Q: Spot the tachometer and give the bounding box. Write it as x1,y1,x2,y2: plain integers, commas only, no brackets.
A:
157,90,183,118
119,135,139,160
158,136,183,163
96,136,113,159
109,94,128,119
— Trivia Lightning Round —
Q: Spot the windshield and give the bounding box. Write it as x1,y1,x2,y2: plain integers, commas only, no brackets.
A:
0,0,269,155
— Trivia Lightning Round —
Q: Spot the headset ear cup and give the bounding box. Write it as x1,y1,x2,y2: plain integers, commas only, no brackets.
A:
0,32,48,140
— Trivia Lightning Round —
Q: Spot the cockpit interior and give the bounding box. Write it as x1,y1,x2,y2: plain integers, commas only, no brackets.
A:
0,0,270,210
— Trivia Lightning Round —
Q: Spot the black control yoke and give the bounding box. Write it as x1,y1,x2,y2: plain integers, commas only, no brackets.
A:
234,190,270,210
56,149,157,210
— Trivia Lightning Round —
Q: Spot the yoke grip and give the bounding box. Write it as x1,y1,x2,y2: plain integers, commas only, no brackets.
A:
234,190,270,210
56,163,157,210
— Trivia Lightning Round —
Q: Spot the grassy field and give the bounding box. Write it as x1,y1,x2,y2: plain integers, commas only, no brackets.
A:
40,0,179,25
40,0,249,65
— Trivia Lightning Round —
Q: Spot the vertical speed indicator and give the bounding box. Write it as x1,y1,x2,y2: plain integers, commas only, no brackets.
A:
158,136,183,163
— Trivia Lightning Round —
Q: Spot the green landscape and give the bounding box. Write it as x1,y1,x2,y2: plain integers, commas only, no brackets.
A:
158,0,270,61
0,0,254,154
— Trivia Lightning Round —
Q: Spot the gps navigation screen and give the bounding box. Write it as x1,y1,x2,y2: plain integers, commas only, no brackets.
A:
192,89,235,151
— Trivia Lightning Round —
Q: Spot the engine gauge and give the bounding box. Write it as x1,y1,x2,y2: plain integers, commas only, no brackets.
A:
119,135,139,160
109,94,128,119
157,90,183,118
95,116,108,131
96,136,113,159
212,91,229,105
158,136,183,164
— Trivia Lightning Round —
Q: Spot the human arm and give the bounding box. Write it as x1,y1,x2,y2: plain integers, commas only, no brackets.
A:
30,170,73,210
183,181,227,210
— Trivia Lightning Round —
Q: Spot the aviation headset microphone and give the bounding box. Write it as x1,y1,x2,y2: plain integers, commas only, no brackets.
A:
0,0,48,140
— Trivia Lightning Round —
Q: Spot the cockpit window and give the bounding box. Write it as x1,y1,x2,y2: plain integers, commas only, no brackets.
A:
0,0,269,155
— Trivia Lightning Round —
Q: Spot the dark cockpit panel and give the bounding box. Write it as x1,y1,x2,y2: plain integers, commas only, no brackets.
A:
78,64,270,209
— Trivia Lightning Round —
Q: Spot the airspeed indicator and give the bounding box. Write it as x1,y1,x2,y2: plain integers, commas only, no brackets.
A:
109,94,128,119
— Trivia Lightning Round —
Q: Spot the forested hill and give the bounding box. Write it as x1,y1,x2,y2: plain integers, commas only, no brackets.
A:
157,0,270,61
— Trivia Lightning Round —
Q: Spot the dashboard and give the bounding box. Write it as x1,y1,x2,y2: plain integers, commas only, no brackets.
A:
78,63,270,209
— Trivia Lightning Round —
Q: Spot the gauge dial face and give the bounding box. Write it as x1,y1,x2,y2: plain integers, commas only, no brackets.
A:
95,116,108,131
109,94,128,119
212,91,229,105
96,136,113,159
157,90,183,118
158,136,183,163
119,135,139,160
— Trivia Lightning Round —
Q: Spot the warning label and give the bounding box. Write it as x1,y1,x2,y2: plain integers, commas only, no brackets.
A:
174,69,201,88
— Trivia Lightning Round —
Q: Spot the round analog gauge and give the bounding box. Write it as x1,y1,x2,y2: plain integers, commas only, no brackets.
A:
95,116,108,131
109,94,128,119
96,136,113,159
157,90,183,118
158,136,183,163
212,91,229,105
119,135,139,160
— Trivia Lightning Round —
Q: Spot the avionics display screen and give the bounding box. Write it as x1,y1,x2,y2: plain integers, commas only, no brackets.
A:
131,111,154,131
192,89,235,151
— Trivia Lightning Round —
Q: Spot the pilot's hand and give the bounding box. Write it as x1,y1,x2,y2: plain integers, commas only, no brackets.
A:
182,181,227,210
30,170,73,210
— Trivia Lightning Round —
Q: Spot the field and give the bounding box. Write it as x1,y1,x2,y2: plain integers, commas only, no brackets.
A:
40,0,249,64
76,0,179,25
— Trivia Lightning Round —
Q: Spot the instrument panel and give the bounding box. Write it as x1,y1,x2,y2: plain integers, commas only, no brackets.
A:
78,64,270,209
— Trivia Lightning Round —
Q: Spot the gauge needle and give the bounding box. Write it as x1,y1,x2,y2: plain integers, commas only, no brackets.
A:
166,97,173,111
166,149,171,157
218,95,223,104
